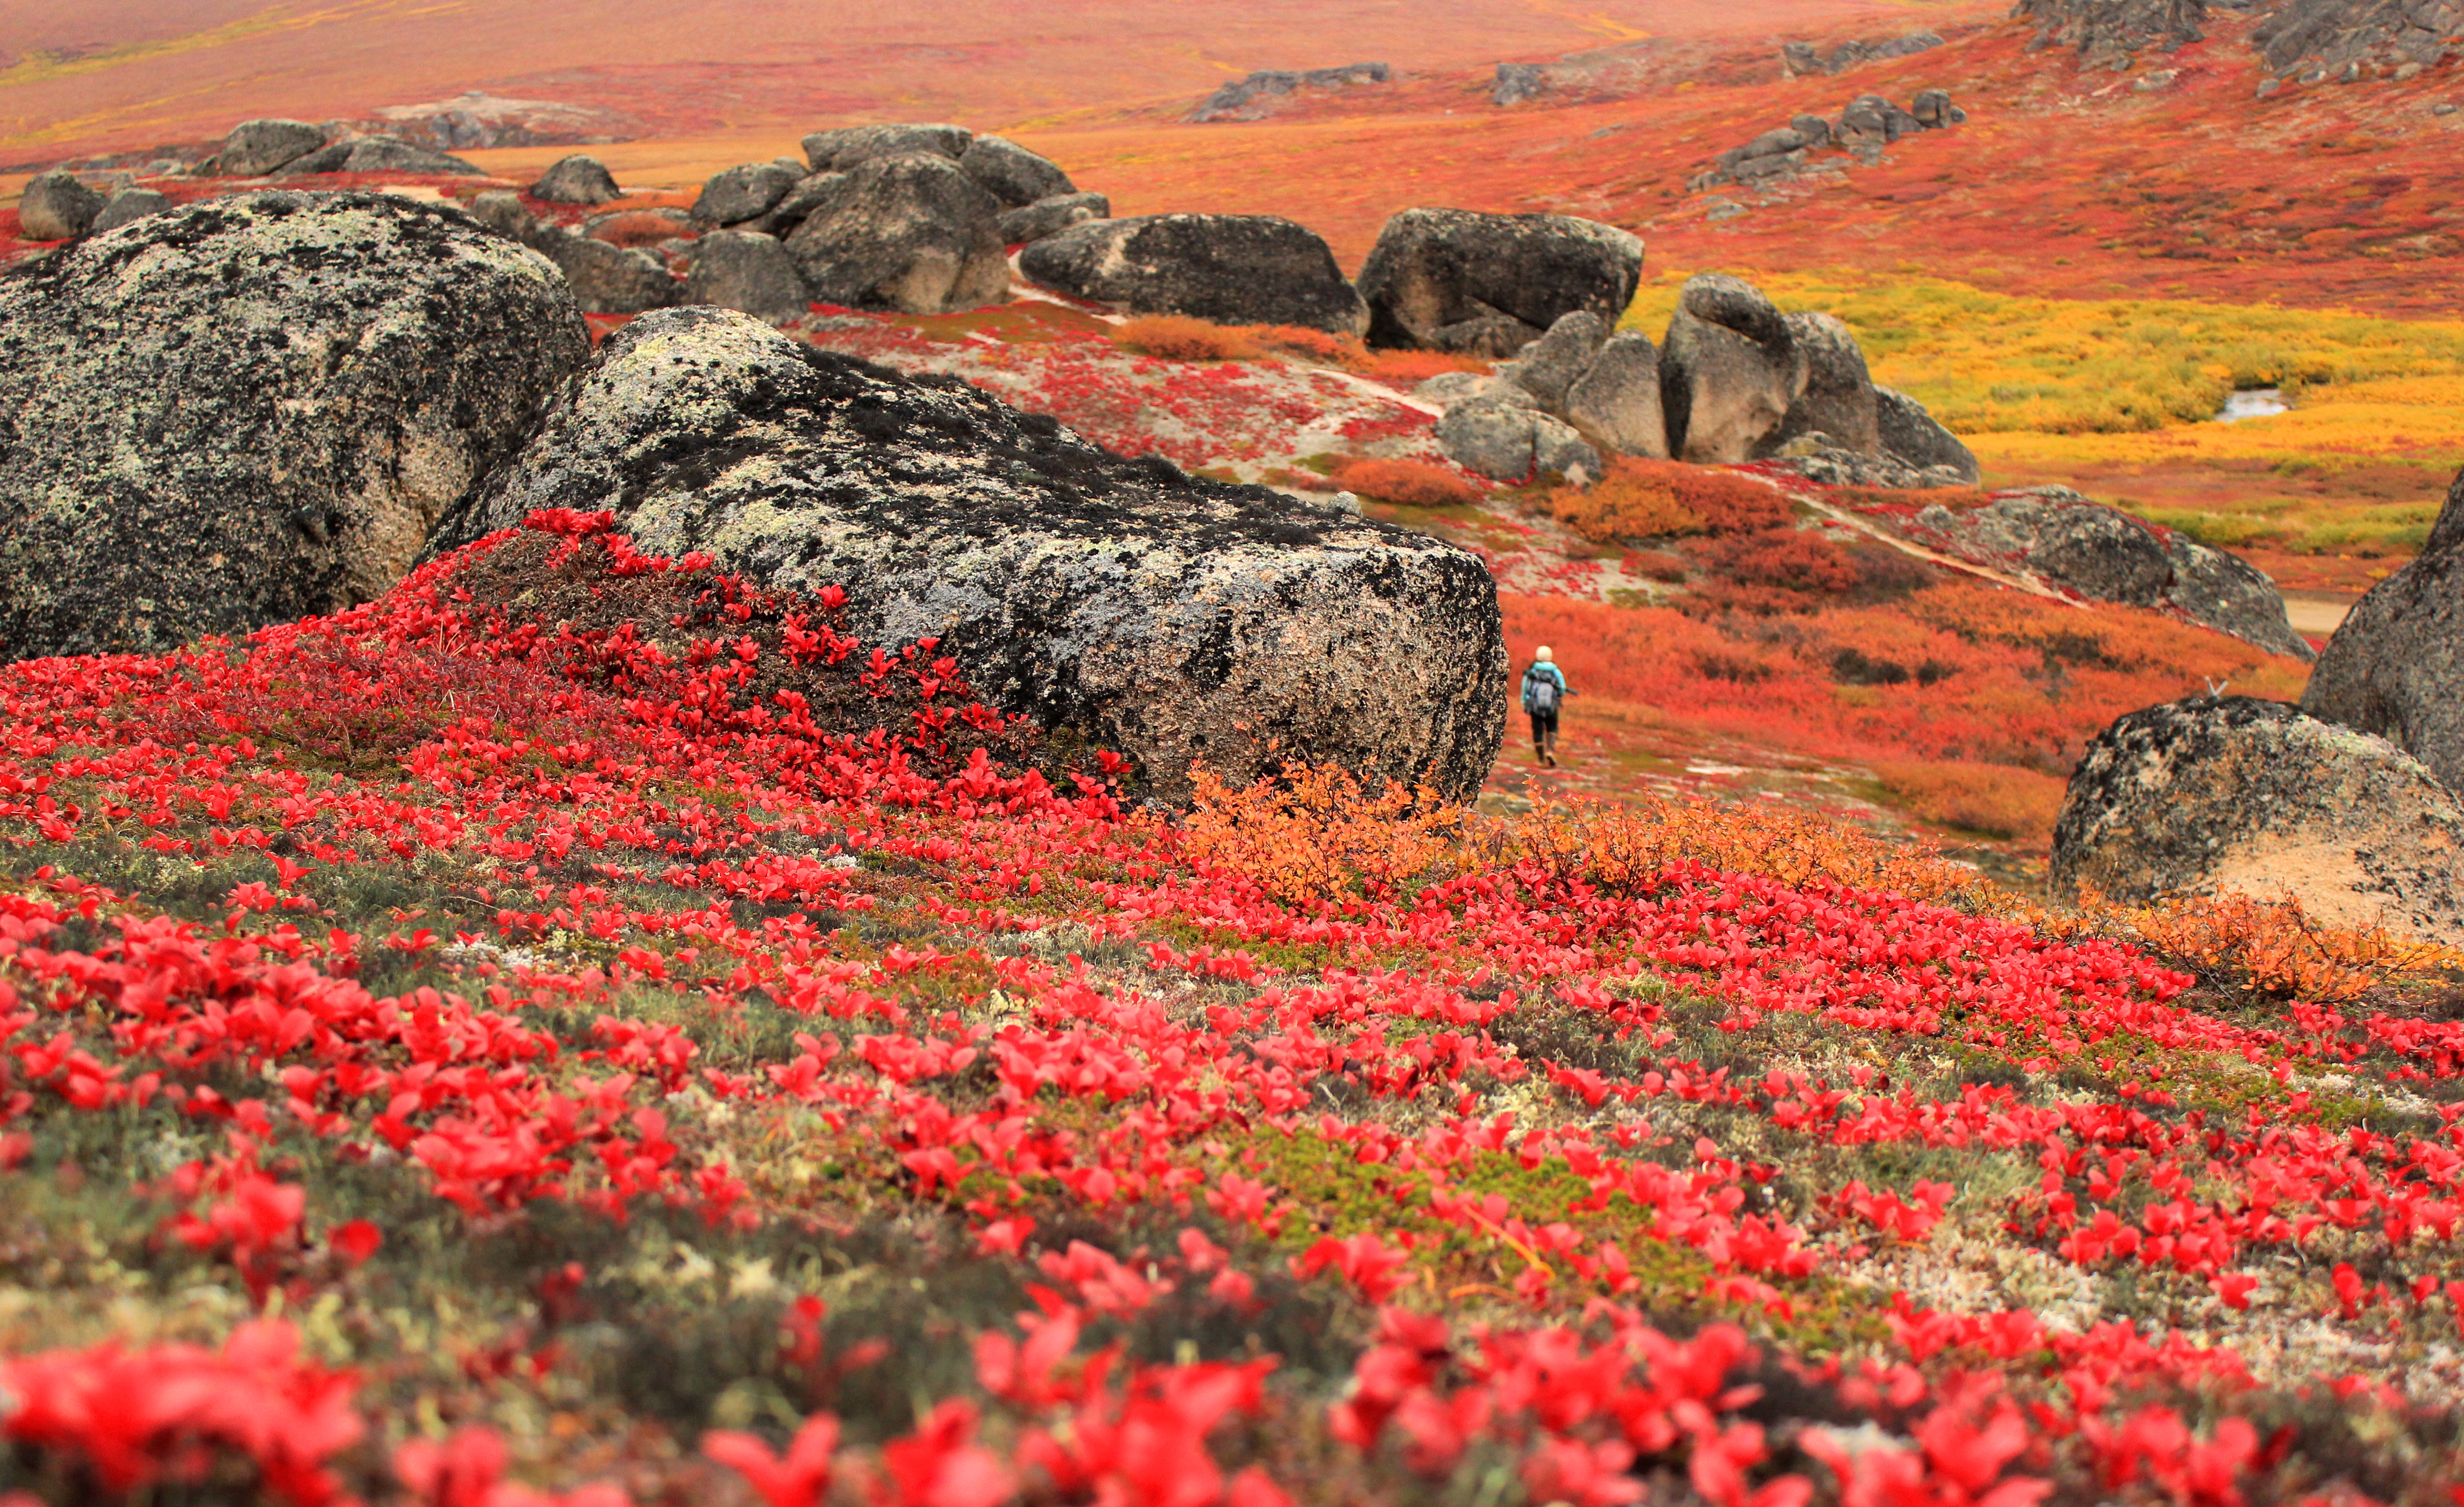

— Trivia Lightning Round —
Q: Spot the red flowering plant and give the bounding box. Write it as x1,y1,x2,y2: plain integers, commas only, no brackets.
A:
0,511,2460,1506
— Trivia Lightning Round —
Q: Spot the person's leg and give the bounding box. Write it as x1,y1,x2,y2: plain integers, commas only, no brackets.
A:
1530,711,1548,763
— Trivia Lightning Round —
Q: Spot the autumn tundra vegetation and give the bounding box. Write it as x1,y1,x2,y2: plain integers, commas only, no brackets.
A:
7,0,2464,1502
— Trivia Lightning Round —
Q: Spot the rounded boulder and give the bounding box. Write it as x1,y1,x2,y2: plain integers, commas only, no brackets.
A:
1356,207,1643,355
2302,469,2464,789
1019,214,1368,334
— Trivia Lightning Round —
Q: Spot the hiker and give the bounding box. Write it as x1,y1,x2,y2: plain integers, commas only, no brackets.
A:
1521,646,1572,767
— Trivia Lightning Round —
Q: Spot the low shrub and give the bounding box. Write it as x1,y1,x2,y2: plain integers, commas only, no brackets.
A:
1356,349,1489,386
1870,759,2069,841
1546,458,1705,543
1248,324,1358,363
1327,456,1480,507
1700,529,1859,595
589,212,686,249
1114,315,1263,361
1625,549,1691,583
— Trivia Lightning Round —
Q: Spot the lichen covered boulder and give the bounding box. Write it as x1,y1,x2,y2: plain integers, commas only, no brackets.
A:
0,191,590,660
2052,696,2464,943
782,154,1008,314
427,307,1505,802
1659,273,1800,464
2302,469,2464,788
1356,208,1643,356
1019,214,1369,334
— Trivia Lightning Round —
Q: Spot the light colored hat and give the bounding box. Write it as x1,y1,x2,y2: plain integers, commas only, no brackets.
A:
1535,646,1554,663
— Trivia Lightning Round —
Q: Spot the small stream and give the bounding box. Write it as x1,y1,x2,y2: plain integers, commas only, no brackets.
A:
2214,387,2291,422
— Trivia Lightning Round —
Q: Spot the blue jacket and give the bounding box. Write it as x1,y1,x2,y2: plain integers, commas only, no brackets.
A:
1521,662,1569,712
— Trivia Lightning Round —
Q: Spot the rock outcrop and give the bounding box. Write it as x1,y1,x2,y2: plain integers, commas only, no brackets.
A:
683,230,810,322
1563,333,1668,459
2301,468,2464,789
1693,90,1962,192
427,307,1505,803
1660,274,1800,464
783,154,1008,314
802,124,974,171
2013,0,2207,69
1356,208,1644,356
0,191,589,661
1781,31,1945,75
17,171,102,241
1019,214,1367,334
2053,696,2464,944
532,155,622,205
1874,388,1979,484
1189,64,1391,122
998,192,1110,246
2253,0,2464,83
1766,312,1878,456
1897,489,2312,657
217,119,327,176
1507,310,1610,412
1493,64,1550,106
956,137,1075,205
695,162,806,226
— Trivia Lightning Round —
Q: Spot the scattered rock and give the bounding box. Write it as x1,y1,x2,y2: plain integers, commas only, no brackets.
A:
683,230,810,322
2254,0,2464,86
1766,312,1878,456
1781,30,1945,76
2052,696,2464,944
1509,311,1610,411
1357,208,1643,355
90,187,172,234
802,124,974,172
362,92,643,151
1019,214,1367,333
997,191,1110,246
1910,88,1959,126
2301,469,2464,788
17,171,104,241
1436,387,1544,480
1874,386,1980,484
427,306,1505,804
957,136,1075,206
782,154,1008,315
542,233,682,314
1189,63,1391,122
468,189,546,246
1659,273,1800,464
1564,332,1669,458
2014,0,2205,68
1493,63,1549,106
694,162,805,226
218,119,328,176
532,155,621,205
328,135,484,175
1901,488,2312,657
0,191,587,661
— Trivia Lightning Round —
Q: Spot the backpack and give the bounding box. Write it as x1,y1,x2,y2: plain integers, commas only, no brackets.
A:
1524,666,1560,715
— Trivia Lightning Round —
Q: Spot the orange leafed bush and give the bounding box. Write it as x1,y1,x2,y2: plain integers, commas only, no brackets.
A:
1355,349,1489,386
588,212,686,249
2093,890,2464,1003
1328,457,1481,507
1184,763,1466,906
1547,459,1704,543
1115,316,1263,362
1869,760,2069,841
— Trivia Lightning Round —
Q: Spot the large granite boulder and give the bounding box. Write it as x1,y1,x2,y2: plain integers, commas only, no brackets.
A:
16,171,103,241
1508,311,1609,412
2053,696,2463,944
1875,386,1979,483
425,307,1504,803
217,119,327,176
1357,208,1644,356
1659,273,1802,464
330,136,483,175
802,124,974,171
782,154,1008,314
541,233,681,314
958,136,1075,207
2302,471,2464,788
683,231,810,322
1900,488,2311,658
0,191,588,661
91,188,172,233
1564,332,1668,458
694,162,804,226
532,155,622,206
998,192,1109,246
1764,311,1879,456
1019,214,1368,334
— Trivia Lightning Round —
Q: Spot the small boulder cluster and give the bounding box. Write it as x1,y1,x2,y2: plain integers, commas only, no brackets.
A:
15,171,168,240
1188,63,1390,122
1419,269,1975,490
1689,91,1963,192
2053,465,2464,944
1780,30,1945,75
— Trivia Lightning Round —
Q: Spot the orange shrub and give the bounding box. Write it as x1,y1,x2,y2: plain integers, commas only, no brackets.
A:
589,212,687,249
2098,891,2464,1002
1115,316,1263,361
1185,763,1465,906
1249,325,1360,363
1547,458,1705,543
1328,457,1481,507
1869,761,2068,841
1356,349,1489,386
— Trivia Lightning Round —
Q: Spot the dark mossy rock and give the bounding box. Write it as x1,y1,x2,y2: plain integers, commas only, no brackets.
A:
1355,207,1643,355
2303,466,2464,788
532,154,622,206
427,307,1505,803
781,154,1008,314
1874,386,1980,483
0,191,589,661
1019,213,1368,334
2052,695,2464,943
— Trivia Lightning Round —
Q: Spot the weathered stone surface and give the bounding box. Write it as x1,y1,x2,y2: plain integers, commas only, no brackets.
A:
1564,331,1668,457
1435,388,1543,480
90,188,172,233
1532,416,1602,483
2254,0,2464,81
744,173,843,238
532,155,621,205
330,136,483,175
219,119,327,176
1020,214,1367,333
2014,0,2205,67
1766,311,1879,457
1874,386,1980,483
1357,208,1643,355
1910,88,1957,126
542,233,681,314
1901,488,2312,657
802,123,974,172
997,191,1109,245
428,307,1504,803
2302,469,2464,788
1493,63,1549,105
1659,273,1800,464
0,191,588,661
1189,63,1390,122
957,136,1074,206
683,230,810,322
468,190,544,245
2052,696,2464,944
17,171,103,241
1509,310,1609,412
783,155,1007,314
694,162,803,225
